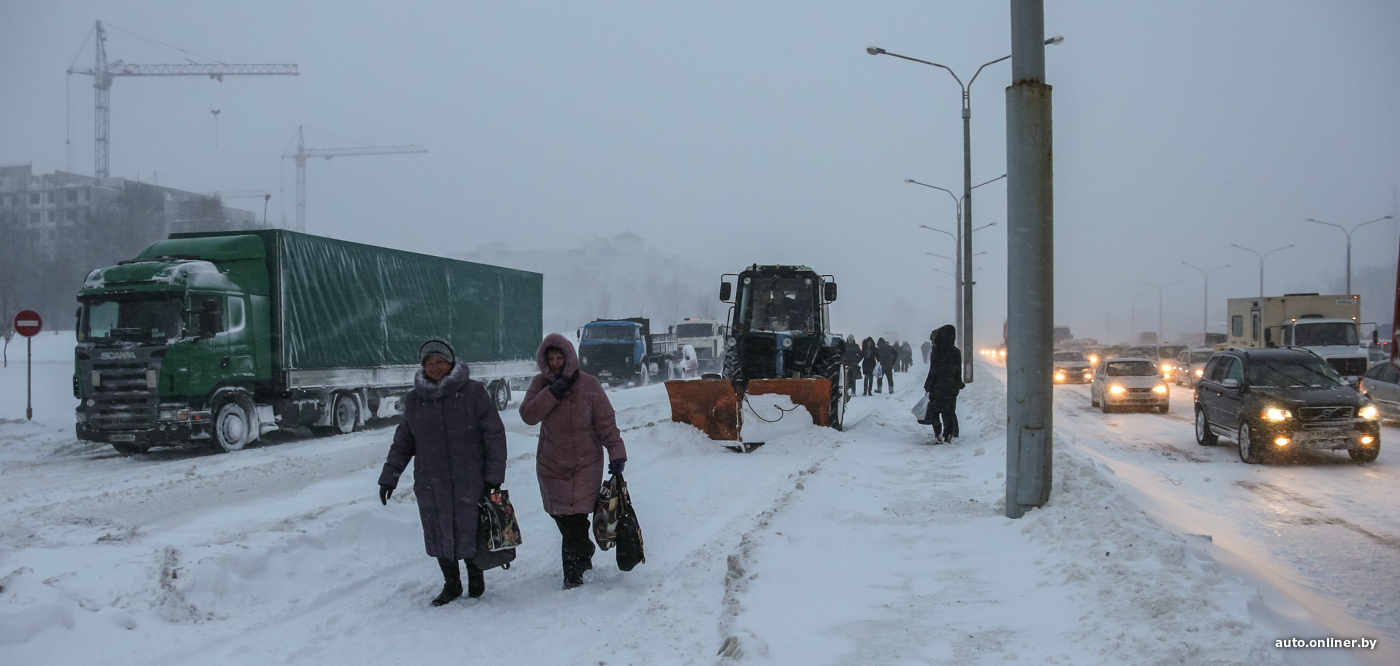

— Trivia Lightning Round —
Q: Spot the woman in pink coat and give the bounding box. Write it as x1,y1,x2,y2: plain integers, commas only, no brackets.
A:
519,333,627,589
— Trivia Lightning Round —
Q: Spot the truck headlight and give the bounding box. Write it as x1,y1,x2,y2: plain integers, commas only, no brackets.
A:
1152,385,1167,394
1262,407,1291,421
581,356,588,366
1109,386,1125,394
1359,405,1379,420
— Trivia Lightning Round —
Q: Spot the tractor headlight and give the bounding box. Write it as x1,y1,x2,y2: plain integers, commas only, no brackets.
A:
782,337,793,349
1109,385,1125,394
1359,405,1379,420
1152,385,1168,394
1262,407,1291,421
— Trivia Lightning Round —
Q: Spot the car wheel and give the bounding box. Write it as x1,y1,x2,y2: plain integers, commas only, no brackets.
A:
1159,403,1169,414
1195,406,1217,446
1237,421,1265,464
1349,442,1380,463
1101,400,1113,414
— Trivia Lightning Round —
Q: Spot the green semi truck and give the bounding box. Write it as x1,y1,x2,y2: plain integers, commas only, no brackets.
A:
74,230,542,454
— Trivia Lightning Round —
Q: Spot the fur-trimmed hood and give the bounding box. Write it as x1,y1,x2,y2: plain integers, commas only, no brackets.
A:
414,358,471,400
535,333,580,381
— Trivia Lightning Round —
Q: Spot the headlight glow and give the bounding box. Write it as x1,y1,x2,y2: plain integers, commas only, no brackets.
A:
1262,407,1291,421
1359,405,1379,420
1195,368,1203,377
1361,435,1375,444
1055,373,1066,381
1152,385,1167,393
1274,437,1290,447
1109,386,1125,394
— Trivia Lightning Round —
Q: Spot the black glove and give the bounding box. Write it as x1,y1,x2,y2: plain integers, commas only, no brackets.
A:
548,378,570,399
608,458,626,476
483,482,501,498
379,484,393,505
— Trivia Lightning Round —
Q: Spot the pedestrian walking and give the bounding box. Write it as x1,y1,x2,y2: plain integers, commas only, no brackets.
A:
900,341,914,372
519,333,628,589
920,339,932,365
861,337,878,396
378,339,508,607
876,338,896,393
923,325,965,443
842,334,862,399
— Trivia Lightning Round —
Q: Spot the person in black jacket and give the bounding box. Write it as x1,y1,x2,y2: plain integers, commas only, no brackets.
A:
860,337,877,396
842,334,861,399
900,341,913,372
920,340,932,365
875,338,896,394
923,325,964,443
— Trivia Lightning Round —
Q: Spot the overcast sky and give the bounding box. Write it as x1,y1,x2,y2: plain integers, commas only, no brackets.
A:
4,1,1398,345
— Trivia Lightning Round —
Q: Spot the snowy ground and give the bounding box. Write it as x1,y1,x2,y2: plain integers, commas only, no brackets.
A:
0,332,1390,665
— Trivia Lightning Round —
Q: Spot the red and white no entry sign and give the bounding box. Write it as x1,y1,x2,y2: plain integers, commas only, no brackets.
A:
14,310,42,337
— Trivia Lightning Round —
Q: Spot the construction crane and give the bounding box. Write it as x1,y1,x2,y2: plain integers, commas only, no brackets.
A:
67,20,298,179
283,126,427,231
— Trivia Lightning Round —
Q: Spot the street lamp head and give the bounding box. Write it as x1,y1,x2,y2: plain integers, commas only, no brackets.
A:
904,178,913,183
1045,35,1064,45
866,47,886,56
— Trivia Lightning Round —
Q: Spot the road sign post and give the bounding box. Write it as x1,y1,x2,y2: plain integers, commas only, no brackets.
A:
14,311,42,420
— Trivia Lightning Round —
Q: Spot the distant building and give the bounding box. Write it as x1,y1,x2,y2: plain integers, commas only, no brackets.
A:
0,163,259,256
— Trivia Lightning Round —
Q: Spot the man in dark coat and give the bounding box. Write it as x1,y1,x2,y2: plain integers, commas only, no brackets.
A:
842,335,861,399
923,325,965,443
876,338,896,393
920,340,932,365
379,339,508,606
860,337,878,396
900,341,914,372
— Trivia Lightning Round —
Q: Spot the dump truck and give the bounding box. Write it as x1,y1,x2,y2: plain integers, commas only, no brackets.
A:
74,229,542,454
664,265,844,449
578,317,677,387
670,318,727,374
1225,293,1369,381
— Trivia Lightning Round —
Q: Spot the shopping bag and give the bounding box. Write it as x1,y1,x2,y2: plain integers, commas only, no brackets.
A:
593,477,620,551
912,393,935,425
593,474,645,571
471,488,521,571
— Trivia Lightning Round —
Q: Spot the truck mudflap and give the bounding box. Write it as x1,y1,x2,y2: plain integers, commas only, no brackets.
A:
664,378,831,443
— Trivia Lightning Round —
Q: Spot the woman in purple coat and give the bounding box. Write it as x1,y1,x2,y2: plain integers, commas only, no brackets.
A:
379,340,507,606
519,333,627,589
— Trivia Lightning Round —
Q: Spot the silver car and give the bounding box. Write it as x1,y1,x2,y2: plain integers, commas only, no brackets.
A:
1174,348,1216,388
1360,361,1400,422
1091,357,1170,414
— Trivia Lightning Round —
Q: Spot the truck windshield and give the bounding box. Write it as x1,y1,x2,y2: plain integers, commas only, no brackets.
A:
1247,358,1343,388
738,277,817,332
1294,322,1358,347
1054,352,1085,362
80,297,183,343
674,323,715,338
1106,361,1157,376
583,325,636,341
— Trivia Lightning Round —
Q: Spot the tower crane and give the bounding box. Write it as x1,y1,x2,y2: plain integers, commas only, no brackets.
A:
68,20,298,179
283,126,427,231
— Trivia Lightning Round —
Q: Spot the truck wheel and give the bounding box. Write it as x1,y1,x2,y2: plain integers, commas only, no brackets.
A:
214,399,252,453
1195,406,1217,446
1349,442,1380,462
1237,422,1265,464
638,365,651,387
331,393,358,434
490,381,511,411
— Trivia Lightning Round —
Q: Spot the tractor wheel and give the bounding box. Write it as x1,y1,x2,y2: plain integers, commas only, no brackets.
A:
815,345,844,431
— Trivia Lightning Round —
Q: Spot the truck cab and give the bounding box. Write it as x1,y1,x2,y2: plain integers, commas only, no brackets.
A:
579,317,675,387
671,318,727,375
1226,294,1368,382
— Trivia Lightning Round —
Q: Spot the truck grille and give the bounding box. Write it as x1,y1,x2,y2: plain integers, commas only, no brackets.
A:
89,362,158,429
1298,406,1353,421
580,344,632,375
1326,357,1367,377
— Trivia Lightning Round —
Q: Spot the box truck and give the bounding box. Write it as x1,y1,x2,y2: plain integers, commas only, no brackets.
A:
1225,293,1368,381
75,230,542,454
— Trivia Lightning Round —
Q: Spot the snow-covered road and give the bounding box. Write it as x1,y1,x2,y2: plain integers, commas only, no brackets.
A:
0,334,1389,664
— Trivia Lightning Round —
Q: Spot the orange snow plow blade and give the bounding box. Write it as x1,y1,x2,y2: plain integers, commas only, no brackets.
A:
665,378,831,442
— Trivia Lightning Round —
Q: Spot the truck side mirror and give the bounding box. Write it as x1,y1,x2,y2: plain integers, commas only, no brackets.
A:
824,282,838,303
719,282,732,302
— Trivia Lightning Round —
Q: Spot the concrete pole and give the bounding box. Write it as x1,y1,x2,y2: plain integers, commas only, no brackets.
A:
1345,233,1352,296
1004,0,1054,518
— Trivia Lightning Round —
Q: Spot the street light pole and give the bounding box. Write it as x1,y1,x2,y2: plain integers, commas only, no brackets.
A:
908,175,1004,363
1230,244,1295,297
1140,280,1182,347
870,36,1059,383
1305,215,1394,295
1182,262,1229,344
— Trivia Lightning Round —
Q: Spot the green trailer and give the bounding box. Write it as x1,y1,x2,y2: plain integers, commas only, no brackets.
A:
74,229,542,453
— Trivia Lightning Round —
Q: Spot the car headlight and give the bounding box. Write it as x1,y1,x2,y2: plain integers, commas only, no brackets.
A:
1359,405,1379,420
1083,373,1092,380
1152,385,1167,394
1195,368,1203,377
1109,385,1125,394
1055,373,1065,381
1262,407,1291,421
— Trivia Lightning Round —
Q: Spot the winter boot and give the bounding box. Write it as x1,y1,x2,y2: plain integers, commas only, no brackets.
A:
465,561,485,599
432,558,463,607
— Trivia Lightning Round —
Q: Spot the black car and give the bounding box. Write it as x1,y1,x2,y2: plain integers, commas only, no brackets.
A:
1193,348,1381,464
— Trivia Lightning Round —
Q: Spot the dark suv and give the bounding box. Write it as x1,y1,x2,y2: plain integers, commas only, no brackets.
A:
1194,348,1381,463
